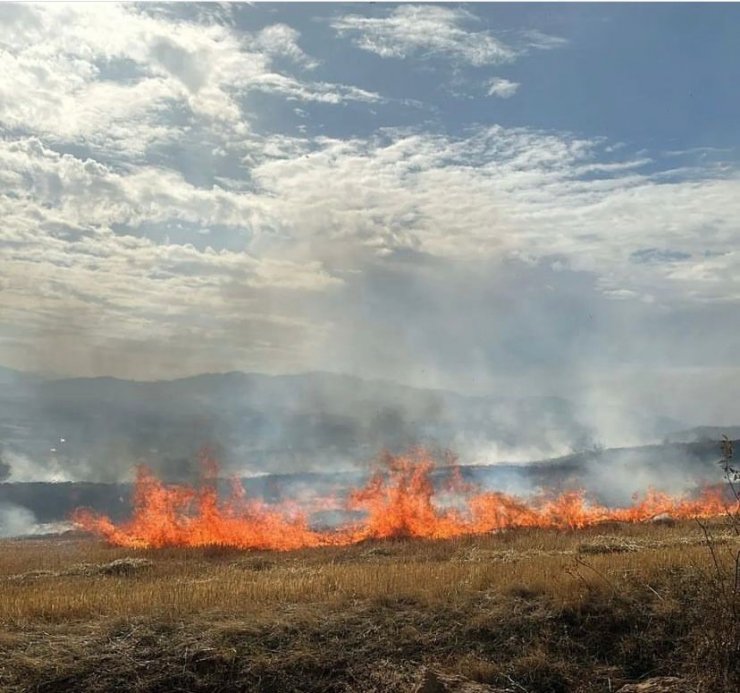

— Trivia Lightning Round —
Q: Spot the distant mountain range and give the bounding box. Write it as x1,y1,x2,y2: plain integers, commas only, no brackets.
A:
0,366,701,484
0,364,734,534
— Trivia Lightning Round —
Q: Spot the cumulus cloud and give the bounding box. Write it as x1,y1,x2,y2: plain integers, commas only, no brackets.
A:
0,134,343,376
0,3,379,156
247,127,740,307
255,23,319,69
2,120,739,381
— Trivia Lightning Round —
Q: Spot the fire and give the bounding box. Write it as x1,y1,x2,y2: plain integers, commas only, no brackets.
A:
73,448,737,550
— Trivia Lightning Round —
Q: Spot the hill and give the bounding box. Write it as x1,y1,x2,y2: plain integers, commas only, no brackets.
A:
0,367,692,484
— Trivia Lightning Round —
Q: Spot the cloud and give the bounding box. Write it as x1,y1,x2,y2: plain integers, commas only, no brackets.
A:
0,135,343,376
0,2,737,420
0,3,378,157
332,5,517,66
487,78,520,98
521,29,569,51
332,6,568,69
247,73,382,105
255,23,319,69
4,123,738,379
248,126,740,310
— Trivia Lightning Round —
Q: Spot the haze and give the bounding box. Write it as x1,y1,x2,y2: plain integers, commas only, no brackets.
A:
2,3,739,432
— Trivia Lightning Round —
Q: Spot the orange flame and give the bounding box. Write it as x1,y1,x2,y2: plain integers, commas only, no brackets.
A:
72,448,737,550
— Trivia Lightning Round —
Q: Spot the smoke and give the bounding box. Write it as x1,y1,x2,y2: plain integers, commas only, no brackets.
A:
0,359,730,540
4,449,77,483
0,360,725,492
0,447,10,481
0,180,733,494
0,5,738,527
0,502,39,537
576,442,725,506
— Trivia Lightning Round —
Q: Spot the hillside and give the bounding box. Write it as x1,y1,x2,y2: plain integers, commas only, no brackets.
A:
0,367,690,484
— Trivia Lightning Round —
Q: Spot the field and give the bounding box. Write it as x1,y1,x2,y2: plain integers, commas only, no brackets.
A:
1,521,739,693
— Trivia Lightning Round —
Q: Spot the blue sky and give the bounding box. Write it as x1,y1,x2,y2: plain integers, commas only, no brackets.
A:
1,2,739,424
244,3,740,155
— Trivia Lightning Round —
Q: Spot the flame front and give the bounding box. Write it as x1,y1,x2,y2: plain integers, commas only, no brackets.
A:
73,448,736,550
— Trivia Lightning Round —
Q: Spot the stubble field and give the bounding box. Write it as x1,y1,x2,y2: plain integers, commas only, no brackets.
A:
1,521,738,692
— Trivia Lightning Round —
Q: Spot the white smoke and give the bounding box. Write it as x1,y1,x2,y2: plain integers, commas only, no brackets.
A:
5,449,77,482
0,502,73,537
0,502,37,537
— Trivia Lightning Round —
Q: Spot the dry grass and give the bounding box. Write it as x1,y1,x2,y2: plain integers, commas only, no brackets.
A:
1,521,738,692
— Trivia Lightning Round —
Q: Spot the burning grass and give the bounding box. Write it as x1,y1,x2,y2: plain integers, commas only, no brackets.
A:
72,449,737,551
1,520,738,692
3,448,738,690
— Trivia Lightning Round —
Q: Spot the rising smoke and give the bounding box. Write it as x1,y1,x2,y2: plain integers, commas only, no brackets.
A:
0,502,41,538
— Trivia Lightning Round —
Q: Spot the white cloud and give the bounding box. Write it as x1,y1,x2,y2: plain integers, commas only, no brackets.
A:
332,5,517,66
487,78,520,98
0,3,377,156
332,6,568,69
0,134,342,378
1,123,739,383
249,127,740,306
3,124,738,380
521,29,569,51
248,73,382,105
255,23,319,69
0,4,737,393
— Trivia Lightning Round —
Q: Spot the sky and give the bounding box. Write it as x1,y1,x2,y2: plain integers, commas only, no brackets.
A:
1,2,739,423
